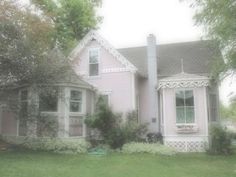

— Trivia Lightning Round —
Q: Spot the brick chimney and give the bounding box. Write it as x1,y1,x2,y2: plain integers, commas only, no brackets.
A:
147,34,159,132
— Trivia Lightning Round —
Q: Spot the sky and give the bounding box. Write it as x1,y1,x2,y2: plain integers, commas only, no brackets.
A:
98,0,203,48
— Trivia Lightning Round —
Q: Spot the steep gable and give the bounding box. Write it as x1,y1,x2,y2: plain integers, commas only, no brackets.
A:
69,30,137,73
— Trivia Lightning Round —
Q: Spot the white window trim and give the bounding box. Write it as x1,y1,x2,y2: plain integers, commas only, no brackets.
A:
68,88,86,137
88,47,100,77
100,90,112,106
175,88,196,125
69,89,85,114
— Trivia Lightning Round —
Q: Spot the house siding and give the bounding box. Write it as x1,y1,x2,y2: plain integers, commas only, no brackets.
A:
73,40,135,117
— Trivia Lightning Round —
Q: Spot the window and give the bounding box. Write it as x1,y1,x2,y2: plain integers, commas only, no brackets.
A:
19,90,28,136
39,88,58,112
69,116,83,136
100,94,109,106
176,90,195,124
70,90,82,112
89,48,99,76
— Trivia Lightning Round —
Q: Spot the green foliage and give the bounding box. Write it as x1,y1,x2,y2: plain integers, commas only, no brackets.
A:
220,102,236,121
85,98,147,149
208,124,233,155
36,115,59,137
185,0,236,78
85,97,121,137
23,138,90,154
122,142,176,156
0,1,71,88
146,132,163,143
31,0,102,53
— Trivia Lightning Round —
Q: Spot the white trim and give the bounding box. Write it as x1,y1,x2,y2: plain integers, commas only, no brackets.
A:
203,87,209,136
69,30,137,72
68,88,86,138
102,67,130,73
100,91,112,106
159,72,210,89
162,89,166,136
131,73,136,110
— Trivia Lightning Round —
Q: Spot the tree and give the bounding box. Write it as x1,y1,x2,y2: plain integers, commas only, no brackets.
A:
185,0,236,78
31,0,102,54
0,0,63,88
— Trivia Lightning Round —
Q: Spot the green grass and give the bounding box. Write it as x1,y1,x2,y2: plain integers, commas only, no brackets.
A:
0,151,236,177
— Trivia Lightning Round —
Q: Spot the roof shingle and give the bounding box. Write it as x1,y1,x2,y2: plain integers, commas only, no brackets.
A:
118,40,221,78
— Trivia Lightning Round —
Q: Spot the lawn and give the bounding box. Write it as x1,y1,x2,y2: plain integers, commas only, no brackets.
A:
0,151,236,177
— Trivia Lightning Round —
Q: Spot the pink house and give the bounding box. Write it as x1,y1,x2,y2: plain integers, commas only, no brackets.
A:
70,31,220,151
0,31,220,152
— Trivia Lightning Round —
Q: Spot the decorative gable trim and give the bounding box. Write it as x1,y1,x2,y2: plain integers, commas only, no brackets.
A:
69,30,137,72
158,72,210,89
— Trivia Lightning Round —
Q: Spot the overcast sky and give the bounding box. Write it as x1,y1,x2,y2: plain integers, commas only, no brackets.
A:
98,0,203,48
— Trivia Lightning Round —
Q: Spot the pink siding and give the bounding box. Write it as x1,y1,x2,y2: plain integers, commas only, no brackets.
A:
163,88,208,136
73,40,135,116
1,110,17,136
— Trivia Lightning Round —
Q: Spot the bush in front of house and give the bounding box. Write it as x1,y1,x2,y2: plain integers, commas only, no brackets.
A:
208,124,233,155
23,138,91,154
85,96,148,149
146,132,163,143
122,142,176,156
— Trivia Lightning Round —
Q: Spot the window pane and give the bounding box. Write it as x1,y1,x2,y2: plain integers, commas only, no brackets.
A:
39,90,58,112
20,102,28,117
70,101,82,112
176,107,185,123
20,90,28,101
100,95,109,106
89,64,98,76
186,107,195,123
176,90,185,106
185,90,194,106
69,116,83,136
89,50,98,63
18,119,27,136
71,90,82,101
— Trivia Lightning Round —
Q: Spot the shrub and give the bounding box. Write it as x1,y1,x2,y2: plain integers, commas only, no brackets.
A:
23,138,90,154
85,98,147,149
146,132,163,143
208,124,233,155
122,142,176,156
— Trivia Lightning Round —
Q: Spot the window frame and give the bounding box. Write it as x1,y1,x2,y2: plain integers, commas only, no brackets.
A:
88,47,100,77
69,89,83,113
39,88,59,113
18,89,29,136
175,89,196,125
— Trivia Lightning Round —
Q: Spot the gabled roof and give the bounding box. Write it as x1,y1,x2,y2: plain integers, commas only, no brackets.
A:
118,40,221,78
69,30,137,72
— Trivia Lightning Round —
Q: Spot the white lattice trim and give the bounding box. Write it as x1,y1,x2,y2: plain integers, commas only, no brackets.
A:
69,30,137,72
158,72,210,89
164,136,209,152
165,140,208,152
159,80,209,89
